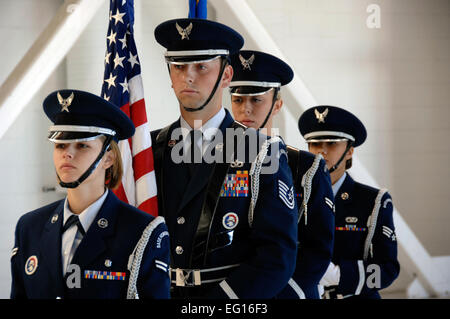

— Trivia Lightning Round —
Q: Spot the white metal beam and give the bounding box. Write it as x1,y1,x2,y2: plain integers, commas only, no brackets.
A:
0,0,106,140
211,0,448,297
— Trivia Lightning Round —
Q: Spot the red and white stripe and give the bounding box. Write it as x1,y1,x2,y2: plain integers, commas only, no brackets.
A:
115,74,158,216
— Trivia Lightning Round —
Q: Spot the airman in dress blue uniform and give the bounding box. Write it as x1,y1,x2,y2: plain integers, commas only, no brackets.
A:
10,90,171,299
299,105,400,299
229,50,335,299
151,19,298,298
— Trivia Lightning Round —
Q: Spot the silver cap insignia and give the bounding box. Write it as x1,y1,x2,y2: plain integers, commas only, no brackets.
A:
57,92,74,112
176,22,193,40
239,54,255,70
314,107,329,123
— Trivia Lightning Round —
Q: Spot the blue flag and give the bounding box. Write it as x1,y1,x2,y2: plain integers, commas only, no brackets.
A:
188,0,207,19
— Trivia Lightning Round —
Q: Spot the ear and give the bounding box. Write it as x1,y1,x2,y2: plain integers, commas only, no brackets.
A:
102,149,115,170
345,146,354,160
221,64,233,88
272,98,283,116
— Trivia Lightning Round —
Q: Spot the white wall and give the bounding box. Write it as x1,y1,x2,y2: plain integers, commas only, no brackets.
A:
0,0,66,298
0,0,448,298
242,0,450,258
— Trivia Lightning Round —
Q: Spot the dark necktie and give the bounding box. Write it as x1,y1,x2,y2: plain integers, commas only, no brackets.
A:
62,215,86,236
188,129,203,176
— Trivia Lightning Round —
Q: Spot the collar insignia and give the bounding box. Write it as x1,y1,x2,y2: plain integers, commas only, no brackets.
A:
168,139,177,147
341,192,349,200
51,214,59,224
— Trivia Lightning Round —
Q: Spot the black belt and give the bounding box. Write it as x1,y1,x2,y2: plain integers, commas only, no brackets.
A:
169,264,239,287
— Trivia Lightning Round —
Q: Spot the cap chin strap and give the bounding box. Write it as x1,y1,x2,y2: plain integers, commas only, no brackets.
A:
181,57,229,113
328,140,354,173
57,135,113,189
258,87,280,131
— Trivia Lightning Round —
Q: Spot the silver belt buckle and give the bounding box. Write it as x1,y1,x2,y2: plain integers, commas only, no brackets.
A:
175,268,201,287
323,287,335,299
323,287,344,299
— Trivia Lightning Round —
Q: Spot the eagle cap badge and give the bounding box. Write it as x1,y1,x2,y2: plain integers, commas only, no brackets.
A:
239,54,255,70
57,92,74,113
314,107,329,123
176,22,193,40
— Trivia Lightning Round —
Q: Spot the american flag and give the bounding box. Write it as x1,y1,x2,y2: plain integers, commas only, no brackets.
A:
101,0,158,216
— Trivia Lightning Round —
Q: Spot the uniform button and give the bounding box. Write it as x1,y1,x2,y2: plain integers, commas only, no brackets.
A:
175,246,184,255
97,218,108,228
177,217,185,225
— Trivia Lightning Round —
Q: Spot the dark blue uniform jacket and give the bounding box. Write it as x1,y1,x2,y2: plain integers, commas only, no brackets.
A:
11,191,171,299
151,109,298,299
277,149,335,299
332,174,400,299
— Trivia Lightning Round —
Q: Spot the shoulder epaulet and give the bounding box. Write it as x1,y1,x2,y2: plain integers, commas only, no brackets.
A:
298,150,316,168
154,123,173,145
353,181,381,198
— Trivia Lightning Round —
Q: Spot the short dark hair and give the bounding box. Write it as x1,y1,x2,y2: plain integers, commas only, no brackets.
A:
345,158,352,169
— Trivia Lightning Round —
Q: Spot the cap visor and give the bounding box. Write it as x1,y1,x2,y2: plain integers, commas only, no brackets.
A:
48,131,103,143
166,54,222,65
230,86,274,96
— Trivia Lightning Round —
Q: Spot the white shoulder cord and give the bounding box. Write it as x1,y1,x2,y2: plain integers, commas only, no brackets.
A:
363,189,388,261
248,136,282,227
126,216,166,299
299,153,323,225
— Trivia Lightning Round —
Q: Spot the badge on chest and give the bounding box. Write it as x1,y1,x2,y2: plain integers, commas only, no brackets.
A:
336,216,366,232
84,270,127,281
220,170,249,197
